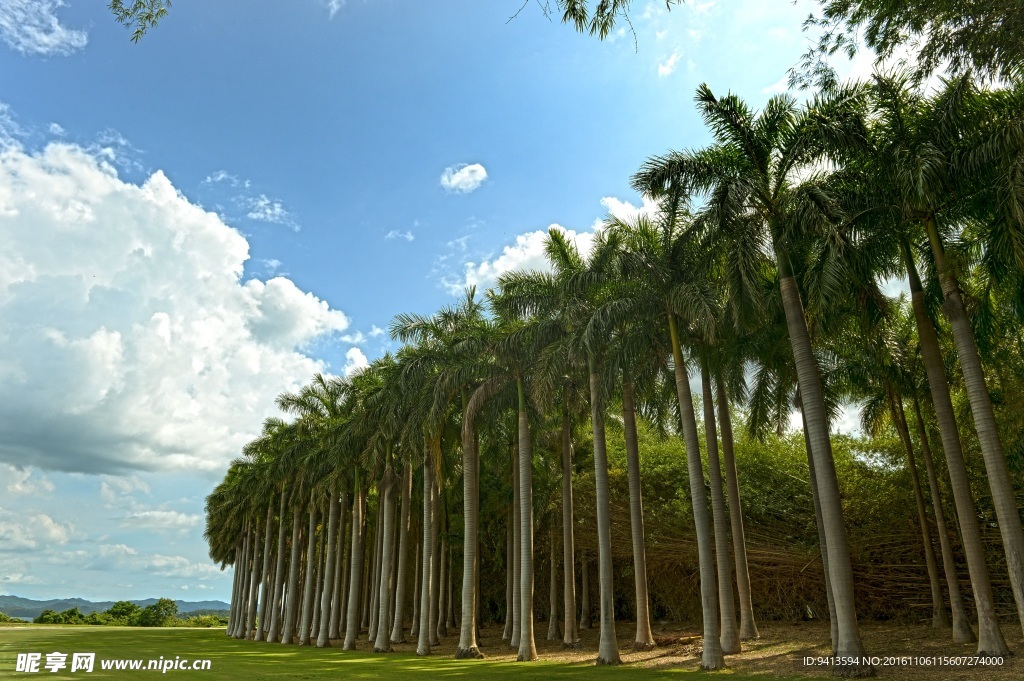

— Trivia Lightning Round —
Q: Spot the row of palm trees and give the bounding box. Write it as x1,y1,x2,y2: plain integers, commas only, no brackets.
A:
206,72,1024,676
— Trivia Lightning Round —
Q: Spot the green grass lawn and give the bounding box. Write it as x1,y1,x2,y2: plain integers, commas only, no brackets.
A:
0,626,798,680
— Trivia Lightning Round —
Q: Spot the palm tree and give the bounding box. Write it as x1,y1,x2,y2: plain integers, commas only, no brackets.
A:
634,85,874,674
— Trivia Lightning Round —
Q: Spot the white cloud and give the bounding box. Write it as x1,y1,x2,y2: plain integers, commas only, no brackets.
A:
443,196,657,295
343,347,368,377
0,0,87,56
385,229,414,241
2,464,55,496
261,258,282,273
762,76,789,94
658,51,681,78
368,325,385,338
125,509,201,531
440,163,488,194
0,140,349,474
47,122,65,136
0,507,71,549
245,194,298,231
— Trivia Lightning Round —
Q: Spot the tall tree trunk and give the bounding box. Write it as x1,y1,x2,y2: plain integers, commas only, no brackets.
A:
368,491,385,643
392,463,413,644
343,481,367,650
701,365,740,654
776,268,869,676
310,525,325,642
437,536,448,638
517,377,538,661
912,395,975,642
232,526,251,639
447,546,456,630
268,489,289,643
411,537,421,639
547,528,561,641
428,481,441,647
621,378,656,650
282,504,303,644
560,406,580,647
587,357,621,665
667,315,723,670
227,537,241,637
458,405,485,655
799,405,838,651
246,516,265,640
331,490,349,641
298,500,319,646
503,508,514,641
417,445,436,656
317,489,341,647
716,374,758,640
925,218,1024,638
580,556,591,632
256,499,275,641
375,470,398,652
890,396,948,629
511,444,522,648
903,241,1005,653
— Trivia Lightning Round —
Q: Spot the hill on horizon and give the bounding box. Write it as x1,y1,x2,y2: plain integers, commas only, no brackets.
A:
0,594,229,619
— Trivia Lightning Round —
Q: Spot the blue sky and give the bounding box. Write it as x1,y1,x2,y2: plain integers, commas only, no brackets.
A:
0,0,871,602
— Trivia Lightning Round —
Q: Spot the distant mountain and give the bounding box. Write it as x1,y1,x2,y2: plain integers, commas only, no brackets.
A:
0,595,229,619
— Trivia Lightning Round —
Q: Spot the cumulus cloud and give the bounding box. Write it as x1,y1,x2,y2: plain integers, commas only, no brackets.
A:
0,0,87,56
48,122,65,136
0,507,71,549
0,141,349,474
125,509,202,531
658,51,681,78
440,163,487,193
443,196,659,295
3,464,55,496
343,348,369,377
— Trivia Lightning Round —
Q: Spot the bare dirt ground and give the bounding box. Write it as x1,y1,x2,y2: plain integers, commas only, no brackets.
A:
349,619,1023,679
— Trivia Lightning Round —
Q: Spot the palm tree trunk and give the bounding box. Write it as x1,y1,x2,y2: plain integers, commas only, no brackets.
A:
799,407,838,651
716,374,758,640
428,482,441,647
458,401,485,655
368,491,385,642
330,490,349,640
511,444,522,648
667,315,723,670
503,508,514,641
392,463,413,644
447,547,456,631
580,556,590,631
343,481,367,650
621,377,656,650
256,500,275,641
890,395,948,629
316,490,341,647
417,445,435,656
701,364,740,654
298,500,319,645
268,489,289,643
282,504,302,644
547,528,561,641
411,537,421,638
232,526,251,639
517,377,538,661
904,241,1005,653
587,357,622,665
776,269,868,676
912,395,975,642
437,537,448,638
374,471,398,652
925,218,1024,638
310,526,325,641
560,406,579,647
227,537,241,636
246,516,264,640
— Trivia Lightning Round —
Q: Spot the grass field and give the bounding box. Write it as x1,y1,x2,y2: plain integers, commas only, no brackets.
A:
2,621,1020,680
0,625,800,680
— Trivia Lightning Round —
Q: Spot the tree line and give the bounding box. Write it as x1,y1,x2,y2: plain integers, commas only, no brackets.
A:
205,71,1024,677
